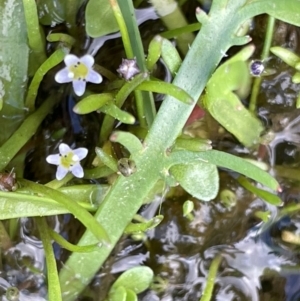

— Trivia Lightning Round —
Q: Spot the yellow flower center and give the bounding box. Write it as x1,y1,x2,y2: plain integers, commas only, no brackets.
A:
60,152,76,169
68,62,89,80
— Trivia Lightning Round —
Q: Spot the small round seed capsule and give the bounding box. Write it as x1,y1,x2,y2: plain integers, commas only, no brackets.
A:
249,60,265,77
117,158,137,177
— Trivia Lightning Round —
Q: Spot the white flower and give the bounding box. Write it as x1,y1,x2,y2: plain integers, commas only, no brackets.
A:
55,54,102,96
46,143,88,180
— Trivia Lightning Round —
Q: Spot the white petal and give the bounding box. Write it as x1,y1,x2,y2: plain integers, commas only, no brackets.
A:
70,163,84,178
80,54,94,68
56,165,69,180
59,143,72,155
73,147,88,160
64,54,80,66
55,68,72,83
72,80,86,96
46,154,61,165
86,70,102,84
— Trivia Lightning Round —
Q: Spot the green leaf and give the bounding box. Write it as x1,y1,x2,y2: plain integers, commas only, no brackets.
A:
111,266,154,294
110,131,143,155
242,0,300,28
169,150,280,191
110,286,127,301
203,46,263,147
136,80,193,105
125,289,138,301
73,93,114,114
183,200,194,216
161,38,182,76
36,0,65,25
85,0,119,38
124,215,163,234
270,46,300,68
0,183,103,218
236,176,282,206
170,161,219,201
99,102,135,124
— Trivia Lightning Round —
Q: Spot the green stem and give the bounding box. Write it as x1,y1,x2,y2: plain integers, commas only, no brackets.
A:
249,16,275,112
25,49,66,111
0,95,58,171
199,255,222,301
22,0,47,66
117,0,156,127
36,217,62,301
109,0,133,57
48,228,100,253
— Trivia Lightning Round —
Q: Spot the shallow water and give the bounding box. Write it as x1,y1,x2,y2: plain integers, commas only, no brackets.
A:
2,1,300,301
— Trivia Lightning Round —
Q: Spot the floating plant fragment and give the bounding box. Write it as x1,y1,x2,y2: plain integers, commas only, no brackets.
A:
55,54,102,96
46,143,88,180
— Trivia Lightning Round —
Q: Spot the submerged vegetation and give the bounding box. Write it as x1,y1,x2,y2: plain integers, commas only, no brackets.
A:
1,0,300,300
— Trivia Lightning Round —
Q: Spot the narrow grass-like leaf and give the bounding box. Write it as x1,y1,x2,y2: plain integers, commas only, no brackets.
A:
47,33,76,46
19,179,110,244
0,95,58,171
115,72,149,105
136,80,193,104
73,93,114,114
0,185,107,219
95,147,118,172
270,46,300,68
25,49,67,111
236,176,282,206
200,255,222,301
99,103,135,124
174,137,212,151
100,73,148,143
168,150,279,191
117,0,156,126
110,131,143,155
161,38,182,76
124,215,163,234
36,217,62,301
48,228,100,253
147,35,163,71
22,0,47,65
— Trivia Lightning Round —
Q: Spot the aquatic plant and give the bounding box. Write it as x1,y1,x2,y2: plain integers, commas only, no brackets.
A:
1,0,300,300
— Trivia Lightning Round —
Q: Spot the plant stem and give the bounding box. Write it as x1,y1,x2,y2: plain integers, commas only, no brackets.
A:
249,16,275,112
0,95,58,171
200,255,222,301
117,0,156,127
36,217,62,301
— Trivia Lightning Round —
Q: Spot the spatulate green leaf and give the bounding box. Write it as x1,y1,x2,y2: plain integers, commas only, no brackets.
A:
85,0,119,38
170,161,219,201
111,266,154,294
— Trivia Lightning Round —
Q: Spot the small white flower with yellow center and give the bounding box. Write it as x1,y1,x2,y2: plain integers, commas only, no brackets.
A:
46,143,88,180
55,54,102,96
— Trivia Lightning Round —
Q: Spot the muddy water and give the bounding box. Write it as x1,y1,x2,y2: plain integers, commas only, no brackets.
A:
2,1,300,301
